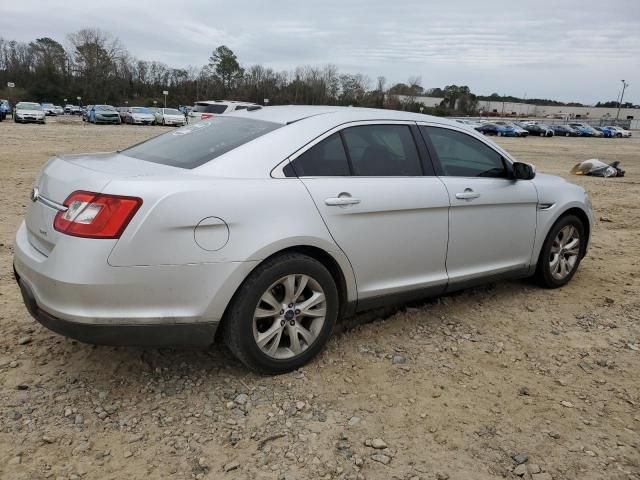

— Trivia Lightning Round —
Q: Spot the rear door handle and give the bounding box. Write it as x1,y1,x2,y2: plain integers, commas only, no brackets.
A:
325,195,361,206
455,188,480,200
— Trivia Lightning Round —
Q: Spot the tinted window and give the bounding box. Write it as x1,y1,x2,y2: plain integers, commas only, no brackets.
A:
193,103,227,114
123,116,281,169
287,133,350,177
342,125,422,176
422,126,507,178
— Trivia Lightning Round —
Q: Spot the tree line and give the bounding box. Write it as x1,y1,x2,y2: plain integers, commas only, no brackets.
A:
0,28,631,114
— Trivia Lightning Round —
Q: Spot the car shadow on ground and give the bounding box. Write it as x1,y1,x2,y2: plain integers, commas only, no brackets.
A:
33,278,532,388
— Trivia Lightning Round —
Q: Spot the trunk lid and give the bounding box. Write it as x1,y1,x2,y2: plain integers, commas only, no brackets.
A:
25,152,180,256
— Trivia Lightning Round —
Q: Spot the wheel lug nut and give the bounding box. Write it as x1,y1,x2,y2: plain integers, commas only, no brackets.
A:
289,320,295,326
295,309,300,314
280,320,285,326
288,303,293,308
280,310,284,315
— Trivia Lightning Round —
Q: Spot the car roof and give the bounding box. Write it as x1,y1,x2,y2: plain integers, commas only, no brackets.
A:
228,105,461,127
194,100,259,106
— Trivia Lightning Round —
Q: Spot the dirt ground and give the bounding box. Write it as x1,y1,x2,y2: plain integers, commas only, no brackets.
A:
0,116,638,480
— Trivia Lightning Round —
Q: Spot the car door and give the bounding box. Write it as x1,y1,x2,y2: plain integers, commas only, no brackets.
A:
285,122,450,305
419,124,538,285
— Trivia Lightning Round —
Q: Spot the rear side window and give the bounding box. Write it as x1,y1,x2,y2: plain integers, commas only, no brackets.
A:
422,126,507,178
286,133,350,177
193,104,227,114
342,125,422,176
122,117,281,169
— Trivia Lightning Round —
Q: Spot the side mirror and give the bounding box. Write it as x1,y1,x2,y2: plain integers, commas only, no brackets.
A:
513,162,536,180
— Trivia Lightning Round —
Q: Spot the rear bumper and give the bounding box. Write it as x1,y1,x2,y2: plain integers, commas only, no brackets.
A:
13,221,257,346
15,271,216,346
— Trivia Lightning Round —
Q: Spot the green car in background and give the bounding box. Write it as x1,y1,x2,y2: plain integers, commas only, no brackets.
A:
88,105,122,124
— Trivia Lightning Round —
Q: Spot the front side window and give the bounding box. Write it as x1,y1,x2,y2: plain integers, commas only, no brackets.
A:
422,126,507,178
342,125,422,176
286,133,350,177
123,116,281,169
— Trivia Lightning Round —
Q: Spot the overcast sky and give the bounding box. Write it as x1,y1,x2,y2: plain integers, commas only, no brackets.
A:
2,0,639,104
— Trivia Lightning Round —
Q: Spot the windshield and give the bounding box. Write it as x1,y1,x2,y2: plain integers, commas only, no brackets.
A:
163,108,181,115
193,103,227,114
95,105,116,111
132,107,151,114
17,102,42,110
41,103,54,108
122,116,281,169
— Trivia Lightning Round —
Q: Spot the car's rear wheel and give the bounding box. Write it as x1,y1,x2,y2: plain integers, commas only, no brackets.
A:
223,253,338,374
535,214,585,288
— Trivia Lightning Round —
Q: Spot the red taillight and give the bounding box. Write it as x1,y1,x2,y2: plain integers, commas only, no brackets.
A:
201,113,215,120
54,191,142,239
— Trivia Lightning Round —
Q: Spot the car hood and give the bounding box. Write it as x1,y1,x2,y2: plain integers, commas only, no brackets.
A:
17,109,44,114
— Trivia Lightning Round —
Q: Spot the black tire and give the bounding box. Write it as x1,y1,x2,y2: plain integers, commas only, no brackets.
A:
534,214,586,288
222,253,339,374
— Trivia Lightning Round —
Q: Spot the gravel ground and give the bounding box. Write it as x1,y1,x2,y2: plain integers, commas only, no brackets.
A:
1,116,639,480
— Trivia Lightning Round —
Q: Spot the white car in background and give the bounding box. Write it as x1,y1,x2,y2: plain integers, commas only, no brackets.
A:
188,100,261,122
604,126,632,138
14,102,46,124
14,106,593,374
154,107,186,126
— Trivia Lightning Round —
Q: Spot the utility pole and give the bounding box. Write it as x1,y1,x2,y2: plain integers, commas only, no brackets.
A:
616,80,629,122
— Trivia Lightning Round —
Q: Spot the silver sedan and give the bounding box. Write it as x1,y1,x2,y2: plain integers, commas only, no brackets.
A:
14,106,593,374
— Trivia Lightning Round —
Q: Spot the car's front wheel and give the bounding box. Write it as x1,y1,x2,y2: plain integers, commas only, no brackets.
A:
223,253,339,374
535,214,585,288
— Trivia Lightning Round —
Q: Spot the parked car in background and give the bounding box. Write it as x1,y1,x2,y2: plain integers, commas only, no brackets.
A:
188,100,261,122
569,123,600,137
604,126,632,138
82,105,94,122
53,105,64,116
116,106,129,122
594,127,614,138
522,123,554,137
14,102,46,124
13,106,593,374
41,103,57,116
551,125,580,137
154,107,186,126
494,121,529,137
121,107,156,125
89,105,121,124
475,122,518,137
64,104,82,115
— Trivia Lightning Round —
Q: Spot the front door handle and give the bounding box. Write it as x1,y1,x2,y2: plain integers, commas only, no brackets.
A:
325,194,361,206
455,188,480,200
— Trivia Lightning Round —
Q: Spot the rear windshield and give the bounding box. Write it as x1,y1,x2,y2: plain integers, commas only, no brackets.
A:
193,103,227,114
122,116,282,169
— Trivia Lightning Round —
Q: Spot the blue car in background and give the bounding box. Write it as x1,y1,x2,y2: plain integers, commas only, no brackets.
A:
88,104,121,124
595,126,614,138
569,123,602,137
475,122,519,137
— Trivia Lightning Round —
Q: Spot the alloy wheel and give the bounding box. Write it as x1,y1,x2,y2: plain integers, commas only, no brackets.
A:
252,274,326,359
549,225,580,280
